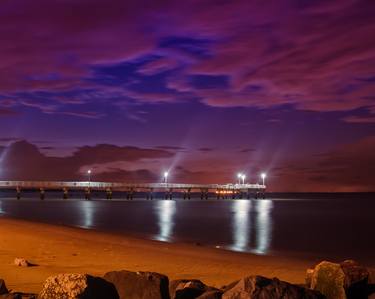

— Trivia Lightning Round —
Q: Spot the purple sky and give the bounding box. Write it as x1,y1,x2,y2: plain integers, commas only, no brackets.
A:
0,0,374,191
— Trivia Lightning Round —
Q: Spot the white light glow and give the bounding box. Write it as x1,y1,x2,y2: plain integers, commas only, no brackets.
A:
253,199,273,254
154,200,176,242
79,201,94,229
231,199,252,251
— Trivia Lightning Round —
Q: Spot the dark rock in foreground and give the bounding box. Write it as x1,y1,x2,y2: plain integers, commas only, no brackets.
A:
104,270,169,299
38,273,119,299
0,280,8,295
169,279,221,299
222,275,324,299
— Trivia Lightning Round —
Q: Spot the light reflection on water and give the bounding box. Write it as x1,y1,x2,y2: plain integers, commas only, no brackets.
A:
154,200,176,242
230,199,273,254
231,200,252,251
78,200,94,229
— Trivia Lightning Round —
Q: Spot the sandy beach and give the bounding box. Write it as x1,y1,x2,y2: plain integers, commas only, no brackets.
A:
0,216,324,293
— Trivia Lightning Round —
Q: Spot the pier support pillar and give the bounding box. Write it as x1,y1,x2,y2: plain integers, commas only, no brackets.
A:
147,188,154,200
106,188,112,200
40,188,45,200
63,188,68,200
232,190,236,200
85,188,91,200
127,188,134,200
16,187,21,200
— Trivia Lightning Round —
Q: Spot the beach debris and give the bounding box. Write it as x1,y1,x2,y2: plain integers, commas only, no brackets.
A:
222,275,325,299
169,279,220,299
308,260,369,299
0,279,9,295
104,270,169,299
38,273,119,299
14,258,30,267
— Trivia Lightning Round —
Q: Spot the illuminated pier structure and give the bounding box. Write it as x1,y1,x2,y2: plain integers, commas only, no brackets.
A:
0,181,266,200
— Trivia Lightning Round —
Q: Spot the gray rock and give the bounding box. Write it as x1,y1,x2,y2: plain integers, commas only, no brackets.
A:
196,290,222,299
170,279,212,299
0,280,8,295
223,275,324,299
104,270,169,299
38,273,118,299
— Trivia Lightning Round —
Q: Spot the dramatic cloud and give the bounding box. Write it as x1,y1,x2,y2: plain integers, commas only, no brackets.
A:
1,0,374,116
0,141,173,181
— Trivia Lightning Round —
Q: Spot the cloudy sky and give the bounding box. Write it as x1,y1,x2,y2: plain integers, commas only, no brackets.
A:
0,0,374,191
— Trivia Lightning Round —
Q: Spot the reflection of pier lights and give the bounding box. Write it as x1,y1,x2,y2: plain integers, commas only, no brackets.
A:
79,200,94,229
253,199,273,254
231,199,252,251
0,200,3,214
154,200,176,242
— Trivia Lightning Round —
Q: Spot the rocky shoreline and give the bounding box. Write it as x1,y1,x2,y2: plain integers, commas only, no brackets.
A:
1,260,374,299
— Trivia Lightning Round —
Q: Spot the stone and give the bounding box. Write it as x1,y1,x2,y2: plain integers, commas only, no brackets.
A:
38,273,119,299
196,290,222,299
308,260,369,299
14,258,29,267
170,279,213,299
305,268,314,288
310,261,346,299
340,260,369,299
222,275,324,299
0,280,8,295
104,270,169,299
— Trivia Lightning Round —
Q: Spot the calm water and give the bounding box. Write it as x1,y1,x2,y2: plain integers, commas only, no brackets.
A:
0,192,374,265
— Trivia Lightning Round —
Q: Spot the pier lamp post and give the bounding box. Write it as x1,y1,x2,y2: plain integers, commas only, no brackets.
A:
261,173,266,186
163,171,169,184
87,169,92,185
237,173,242,185
241,174,246,185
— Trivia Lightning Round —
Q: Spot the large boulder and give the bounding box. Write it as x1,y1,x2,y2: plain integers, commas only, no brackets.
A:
104,270,169,299
38,273,119,299
308,260,369,299
169,279,219,299
222,275,324,299
0,280,8,295
196,290,222,299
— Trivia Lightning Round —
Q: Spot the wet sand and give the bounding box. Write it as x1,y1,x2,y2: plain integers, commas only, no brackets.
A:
0,217,320,293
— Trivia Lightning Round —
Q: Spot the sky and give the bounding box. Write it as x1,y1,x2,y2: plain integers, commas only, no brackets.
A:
0,0,374,191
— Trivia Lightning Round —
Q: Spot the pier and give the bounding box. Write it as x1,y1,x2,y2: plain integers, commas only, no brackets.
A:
0,181,266,200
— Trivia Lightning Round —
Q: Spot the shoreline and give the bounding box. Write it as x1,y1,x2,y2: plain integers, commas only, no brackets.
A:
0,216,324,294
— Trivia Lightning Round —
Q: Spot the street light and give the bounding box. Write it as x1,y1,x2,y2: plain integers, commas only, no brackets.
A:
261,173,266,186
163,171,169,183
241,174,246,184
237,173,242,184
87,169,92,187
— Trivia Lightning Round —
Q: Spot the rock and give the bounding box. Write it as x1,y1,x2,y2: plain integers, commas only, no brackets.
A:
14,258,29,267
38,273,119,299
310,261,346,299
305,268,314,288
308,260,369,299
222,275,324,299
104,270,169,299
170,279,214,299
340,260,369,299
196,290,222,299
0,280,8,295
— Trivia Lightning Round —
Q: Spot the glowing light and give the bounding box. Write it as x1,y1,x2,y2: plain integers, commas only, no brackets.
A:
253,199,273,254
261,173,266,185
154,200,176,242
163,171,169,183
78,201,95,229
231,199,252,251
